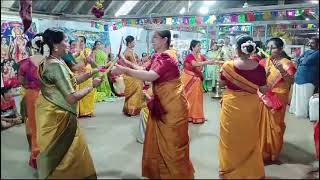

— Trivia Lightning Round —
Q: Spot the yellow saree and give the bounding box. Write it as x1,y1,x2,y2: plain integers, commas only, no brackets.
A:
219,62,265,179
123,49,143,116
259,58,296,162
142,79,194,179
36,60,96,179
75,48,96,117
142,51,194,179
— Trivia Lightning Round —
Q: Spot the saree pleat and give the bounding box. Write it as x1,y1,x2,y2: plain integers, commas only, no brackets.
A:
142,79,194,179
25,89,40,167
219,89,265,179
77,64,96,117
123,75,144,116
20,93,31,151
75,48,96,117
36,95,96,179
259,93,287,162
259,58,295,162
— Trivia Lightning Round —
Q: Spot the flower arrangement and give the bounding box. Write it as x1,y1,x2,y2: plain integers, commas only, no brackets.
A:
91,0,104,18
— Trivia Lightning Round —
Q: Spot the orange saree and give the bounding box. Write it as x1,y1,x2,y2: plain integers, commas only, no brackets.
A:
219,61,265,179
142,51,194,179
182,53,206,124
17,57,41,169
259,58,296,162
123,49,144,116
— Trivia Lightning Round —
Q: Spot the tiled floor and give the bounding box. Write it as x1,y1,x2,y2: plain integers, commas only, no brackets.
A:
1,94,318,179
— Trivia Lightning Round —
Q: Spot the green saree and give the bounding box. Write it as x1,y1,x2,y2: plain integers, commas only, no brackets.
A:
94,49,114,102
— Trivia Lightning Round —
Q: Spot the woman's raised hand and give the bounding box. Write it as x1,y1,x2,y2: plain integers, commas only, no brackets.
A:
92,76,104,88
110,64,127,76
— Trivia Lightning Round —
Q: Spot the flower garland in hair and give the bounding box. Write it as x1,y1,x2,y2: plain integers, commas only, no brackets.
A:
42,44,50,57
31,36,43,50
241,40,256,55
91,0,104,18
279,37,286,48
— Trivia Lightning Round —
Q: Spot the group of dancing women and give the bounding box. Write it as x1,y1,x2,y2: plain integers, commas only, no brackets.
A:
18,27,298,179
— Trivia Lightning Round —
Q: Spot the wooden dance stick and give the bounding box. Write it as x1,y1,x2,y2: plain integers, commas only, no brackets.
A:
257,47,272,67
99,37,124,73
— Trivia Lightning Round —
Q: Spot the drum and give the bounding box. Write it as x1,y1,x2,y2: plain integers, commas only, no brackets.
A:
108,74,125,97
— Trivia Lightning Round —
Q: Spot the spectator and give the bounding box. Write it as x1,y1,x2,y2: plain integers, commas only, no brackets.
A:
289,37,319,118
1,87,22,130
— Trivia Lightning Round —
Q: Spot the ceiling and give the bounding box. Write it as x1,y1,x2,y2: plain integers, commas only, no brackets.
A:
1,0,316,19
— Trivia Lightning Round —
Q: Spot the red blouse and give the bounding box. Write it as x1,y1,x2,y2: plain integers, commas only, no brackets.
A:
184,53,206,72
221,64,266,91
18,58,41,90
146,53,180,84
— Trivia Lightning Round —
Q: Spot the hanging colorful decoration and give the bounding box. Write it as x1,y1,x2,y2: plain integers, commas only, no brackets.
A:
112,23,118,30
189,16,196,26
122,19,128,26
88,7,318,33
208,15,216,24
231,15,238,23
132,19,137,25
104,24,109,31
216,15,224,24
263,11,272,20
196,16,204,25
91,0,104,18
295,9,303,16
117,21,123,29
95,22,100,29
224,16,231,23
247,12,255,22
271,11,279,18
203,16,209,24
166,17,173,25
173,17,179,25
238,14,246,23
90,21,95,27
286,10,295,17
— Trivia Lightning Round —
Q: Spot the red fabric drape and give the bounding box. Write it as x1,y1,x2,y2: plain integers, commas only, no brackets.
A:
19,0,32,33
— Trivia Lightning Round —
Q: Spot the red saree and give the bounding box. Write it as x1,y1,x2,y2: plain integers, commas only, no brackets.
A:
182,53,206,124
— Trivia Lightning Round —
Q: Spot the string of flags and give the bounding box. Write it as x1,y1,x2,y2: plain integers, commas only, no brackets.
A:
90,7,319,33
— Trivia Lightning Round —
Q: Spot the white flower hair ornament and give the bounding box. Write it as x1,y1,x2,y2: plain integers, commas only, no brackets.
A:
279,37,286,48
31,36,43,50
241,40,256,55
43,44,50,57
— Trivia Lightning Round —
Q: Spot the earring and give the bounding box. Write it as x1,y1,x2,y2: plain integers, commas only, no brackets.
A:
54,47,58,51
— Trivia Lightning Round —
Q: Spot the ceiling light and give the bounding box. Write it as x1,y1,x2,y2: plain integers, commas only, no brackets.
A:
115,1,139,17
306,18,310,21
203,1,216,5
311,0,319,4
179,7,186,14
199,6,209,14
188,1,193,8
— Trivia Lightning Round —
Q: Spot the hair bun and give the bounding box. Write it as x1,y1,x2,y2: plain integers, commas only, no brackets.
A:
241,40,256,55
31,35,43,50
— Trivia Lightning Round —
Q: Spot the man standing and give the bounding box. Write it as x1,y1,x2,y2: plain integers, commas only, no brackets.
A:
289,37,319,118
